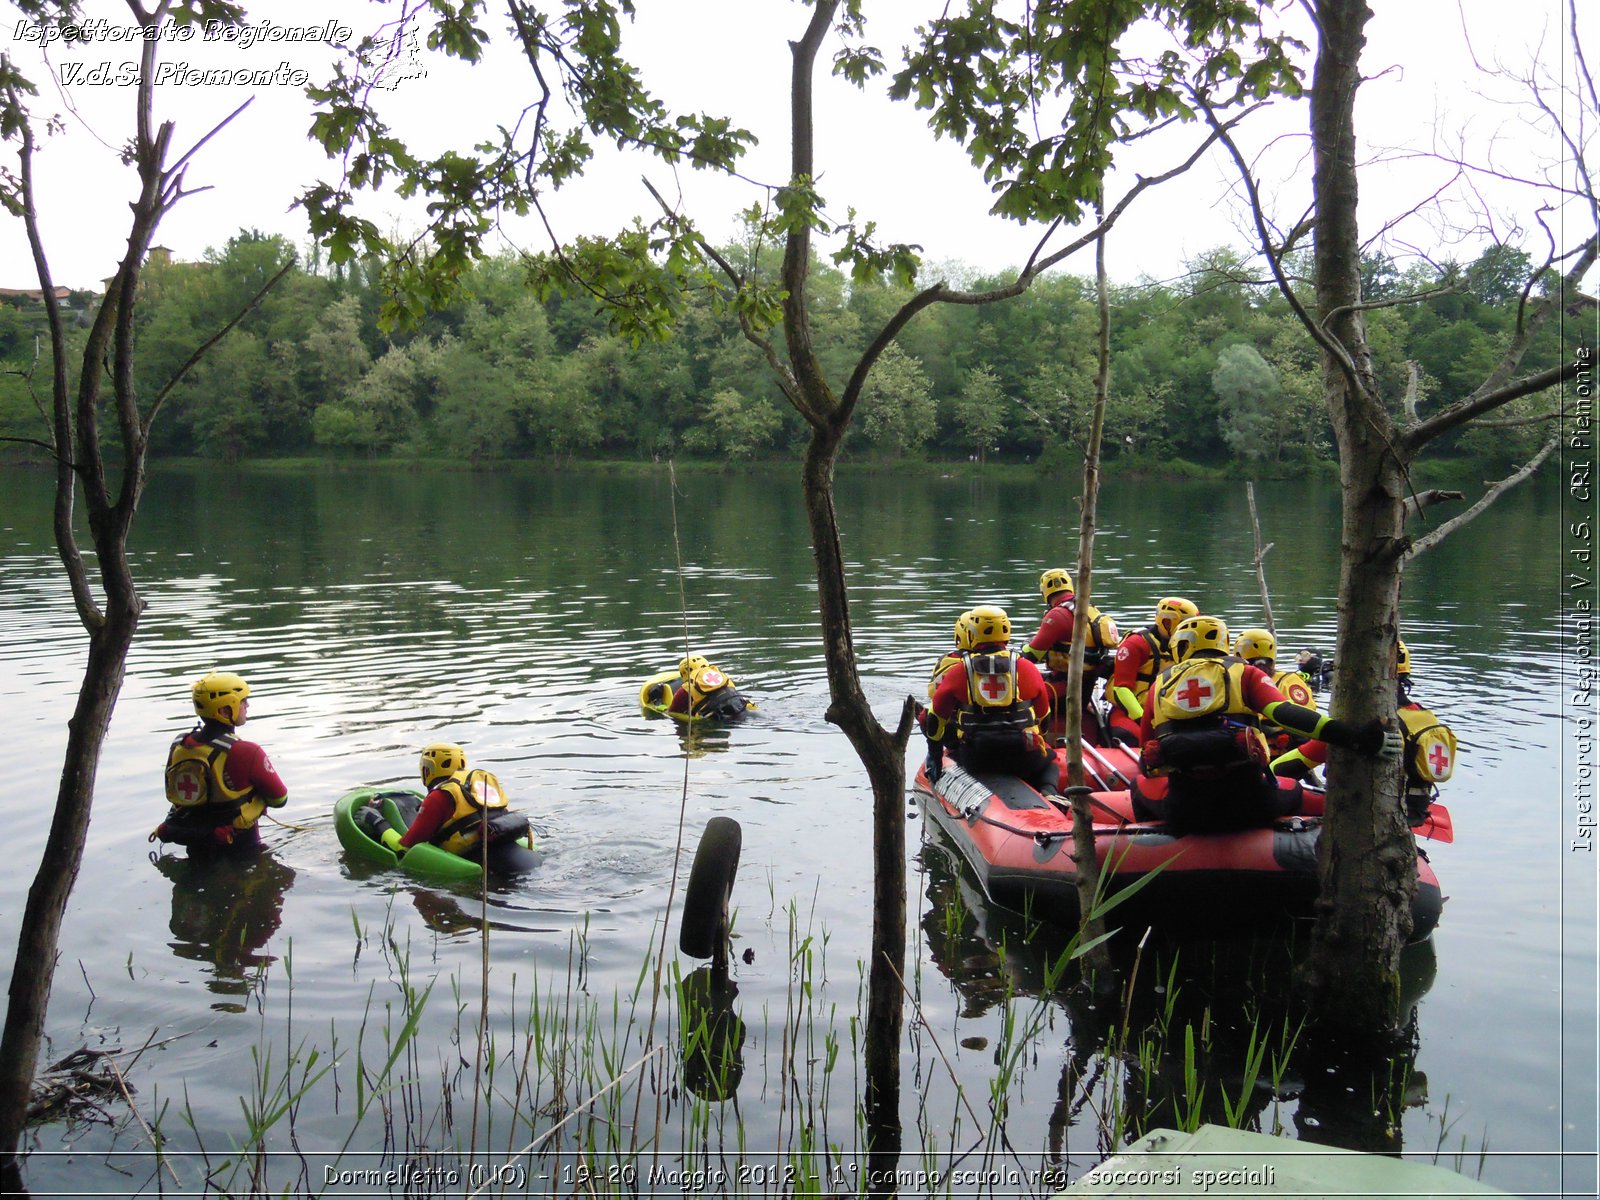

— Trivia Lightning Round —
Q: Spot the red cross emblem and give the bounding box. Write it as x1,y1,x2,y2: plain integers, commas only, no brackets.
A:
175,770,200,802
1176,677,1212,710
979,673,1009,700
1428,743,1451,777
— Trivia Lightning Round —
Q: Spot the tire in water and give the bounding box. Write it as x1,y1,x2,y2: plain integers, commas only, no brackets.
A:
680,817,742,958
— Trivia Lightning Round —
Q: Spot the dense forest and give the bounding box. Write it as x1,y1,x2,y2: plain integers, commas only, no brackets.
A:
0,229,1565,473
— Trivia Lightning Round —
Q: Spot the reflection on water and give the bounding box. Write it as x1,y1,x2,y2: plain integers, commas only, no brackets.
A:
151,850,295,1013
678,965,746,1102
919,835,1435,1168
0,464,1586,1197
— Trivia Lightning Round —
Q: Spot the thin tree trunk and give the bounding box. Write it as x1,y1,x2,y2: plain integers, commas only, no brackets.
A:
1246,482,1277,635
781,3,908,1187
1065,224,1112,971
0,14,276,1183
800,433,910,1186
0,616,137,1188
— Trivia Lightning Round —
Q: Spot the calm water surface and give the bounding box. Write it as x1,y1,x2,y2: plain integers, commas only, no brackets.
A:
0,464,1593,1197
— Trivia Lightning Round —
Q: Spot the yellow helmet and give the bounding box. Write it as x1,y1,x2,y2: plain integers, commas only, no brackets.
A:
192,672,250,726
1396,640,1410,676
952,609,978,651
419,741,467,787
1171,615,1230,662
1233,628,1277,665
1154,597,1199,639
965,605,1011,648
679,655,711,680
1039,568,1074,601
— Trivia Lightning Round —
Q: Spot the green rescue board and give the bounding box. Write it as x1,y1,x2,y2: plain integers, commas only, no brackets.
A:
334,786,539,883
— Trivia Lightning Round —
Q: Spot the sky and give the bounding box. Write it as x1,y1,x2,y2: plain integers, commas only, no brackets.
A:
0,0,1592,294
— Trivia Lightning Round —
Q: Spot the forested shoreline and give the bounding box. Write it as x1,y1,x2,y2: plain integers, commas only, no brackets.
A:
0,229,1563,474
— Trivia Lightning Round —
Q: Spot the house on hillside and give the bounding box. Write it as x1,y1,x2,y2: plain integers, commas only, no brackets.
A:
0,285,74,304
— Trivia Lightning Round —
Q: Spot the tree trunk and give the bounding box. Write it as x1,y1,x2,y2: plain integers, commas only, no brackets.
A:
779,5,907,1185
1065,227,1112,971
800,432,908,1184
0,605,139,1186
1298,0,1415,1031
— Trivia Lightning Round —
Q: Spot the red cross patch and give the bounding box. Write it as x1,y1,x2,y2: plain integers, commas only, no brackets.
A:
979,673,1009,699
1175,677,1212,710
1428,743,1451,778
175,770,201,802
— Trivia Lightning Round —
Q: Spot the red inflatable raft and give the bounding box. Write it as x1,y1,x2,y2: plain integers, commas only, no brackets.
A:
915,743,1444,942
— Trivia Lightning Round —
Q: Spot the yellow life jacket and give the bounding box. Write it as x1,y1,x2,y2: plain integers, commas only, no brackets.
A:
686,666,736,713
1148,657,1271,775
431,768,512,856
1271,668,1317,710
964,651,1020,709
1152,657,1256,728
928,650,966,701
1111,627,1172,714
1139,627,1176,686
165,730,252,808
164,730,267,832
952,651,1041,762
1399,706,1457,786
1043,600,1119,676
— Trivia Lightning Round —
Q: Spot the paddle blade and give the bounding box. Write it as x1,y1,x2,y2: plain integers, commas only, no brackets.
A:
1416,802,1453,843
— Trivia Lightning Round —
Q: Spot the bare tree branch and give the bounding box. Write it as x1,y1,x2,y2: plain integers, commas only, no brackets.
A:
1401,361,1423,421
1196,93,1363,393
141,258,296,436
1323,283,1459,327
1402,229,1598,450
1402,488,1465,521
1406,432,1560,559
1474,407,1570,428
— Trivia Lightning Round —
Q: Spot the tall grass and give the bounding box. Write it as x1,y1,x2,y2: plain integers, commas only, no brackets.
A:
38,851,1451,1199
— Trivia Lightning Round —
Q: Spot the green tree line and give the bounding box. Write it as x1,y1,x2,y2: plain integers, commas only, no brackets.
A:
0,230,1562,472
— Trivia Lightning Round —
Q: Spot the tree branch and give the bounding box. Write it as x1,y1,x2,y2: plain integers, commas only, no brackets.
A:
1402,235,1600,450
1196,93,1363,393
141,258,296,437
777,1,838,429
1402,488,1464,522
12,111,102,631
638,176,803,419
1401,361,1422,421
1474,407,1570,428
1406,432,1559,559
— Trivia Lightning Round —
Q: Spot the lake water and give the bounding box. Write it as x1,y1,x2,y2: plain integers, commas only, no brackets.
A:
0,463,1594,1197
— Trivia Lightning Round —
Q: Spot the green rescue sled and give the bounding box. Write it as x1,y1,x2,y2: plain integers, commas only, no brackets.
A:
334,786,541,883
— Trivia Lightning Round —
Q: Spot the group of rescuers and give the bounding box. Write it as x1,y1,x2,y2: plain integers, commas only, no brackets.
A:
920,568,1458,835
155,572,1456,856
157,673,525,859
157,655,734,859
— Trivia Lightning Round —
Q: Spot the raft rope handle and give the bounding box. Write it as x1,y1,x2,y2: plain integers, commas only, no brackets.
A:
1060,783,1134,827
1080,740,1135,790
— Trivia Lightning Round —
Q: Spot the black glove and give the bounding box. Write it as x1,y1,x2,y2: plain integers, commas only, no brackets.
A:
924,746,943,783
1344,717,1401,759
